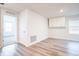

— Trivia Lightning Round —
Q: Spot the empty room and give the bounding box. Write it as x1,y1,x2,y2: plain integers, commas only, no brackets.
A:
0,3,79,56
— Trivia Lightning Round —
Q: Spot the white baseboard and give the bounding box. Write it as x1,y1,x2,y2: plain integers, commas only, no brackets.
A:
48,37,79,42
27,37,48,47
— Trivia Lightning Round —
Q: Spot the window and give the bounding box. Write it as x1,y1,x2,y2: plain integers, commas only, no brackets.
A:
69,19,79,34
49,17,65,27
3,14,17,36
4,22,13,32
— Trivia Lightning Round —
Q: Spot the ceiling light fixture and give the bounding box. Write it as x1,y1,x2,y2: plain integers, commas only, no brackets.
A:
60,9,63,13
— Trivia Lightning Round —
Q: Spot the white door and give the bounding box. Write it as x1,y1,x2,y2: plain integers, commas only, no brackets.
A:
3,14,17,47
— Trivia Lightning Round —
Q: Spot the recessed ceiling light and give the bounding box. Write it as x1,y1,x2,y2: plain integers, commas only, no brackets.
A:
60,9,63,13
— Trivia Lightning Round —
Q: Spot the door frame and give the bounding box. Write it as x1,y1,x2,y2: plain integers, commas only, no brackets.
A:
0,8,19,47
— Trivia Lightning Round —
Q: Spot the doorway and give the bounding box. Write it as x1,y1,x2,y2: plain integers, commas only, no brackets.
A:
3,14,17,47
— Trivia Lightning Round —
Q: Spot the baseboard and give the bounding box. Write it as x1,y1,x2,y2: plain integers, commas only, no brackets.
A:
19,37,48,47
27,37,48,47
48,37,79,42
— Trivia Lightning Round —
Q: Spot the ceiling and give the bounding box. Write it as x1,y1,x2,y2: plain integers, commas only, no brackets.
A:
0,3,79,18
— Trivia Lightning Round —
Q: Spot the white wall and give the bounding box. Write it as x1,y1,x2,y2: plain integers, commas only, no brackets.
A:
48,15,79,41
0,8,2,48
19,9,29,46
28,10,48,46
19,9,48,47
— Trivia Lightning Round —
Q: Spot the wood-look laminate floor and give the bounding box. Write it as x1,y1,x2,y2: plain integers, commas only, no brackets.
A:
0,38,79,56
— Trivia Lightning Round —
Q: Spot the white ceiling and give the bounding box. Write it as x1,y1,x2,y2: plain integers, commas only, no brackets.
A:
1,3,79,18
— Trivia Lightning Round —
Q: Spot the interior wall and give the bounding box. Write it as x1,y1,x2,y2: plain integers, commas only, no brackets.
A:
28,10,48,46
48,15,79,41
0,8,3,48
19,9,48,47
19,9,29,46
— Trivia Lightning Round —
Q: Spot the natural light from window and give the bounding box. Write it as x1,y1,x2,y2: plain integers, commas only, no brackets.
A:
69,19,79,34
